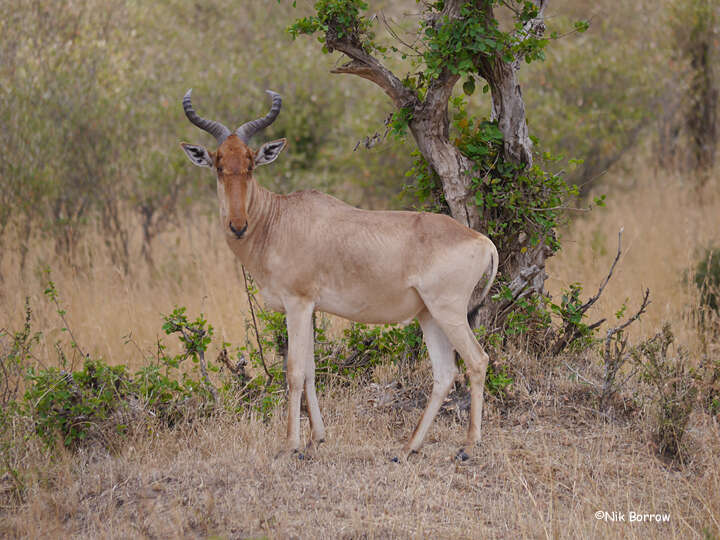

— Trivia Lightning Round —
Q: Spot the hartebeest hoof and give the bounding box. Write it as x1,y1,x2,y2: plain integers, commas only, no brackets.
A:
303,438,324,458
274,447,301,460
391,449,418,463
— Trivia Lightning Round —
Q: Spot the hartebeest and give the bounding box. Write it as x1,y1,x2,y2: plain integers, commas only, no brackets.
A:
180,89,498,459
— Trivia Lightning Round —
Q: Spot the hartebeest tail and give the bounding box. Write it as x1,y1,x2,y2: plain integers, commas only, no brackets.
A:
180,87,498,460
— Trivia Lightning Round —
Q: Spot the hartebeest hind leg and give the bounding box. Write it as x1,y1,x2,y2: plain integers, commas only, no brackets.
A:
418,294,490,458
404,309,458,455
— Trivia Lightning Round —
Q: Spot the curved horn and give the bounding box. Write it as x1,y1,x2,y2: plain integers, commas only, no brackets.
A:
235,90,282,143
182,89,231,144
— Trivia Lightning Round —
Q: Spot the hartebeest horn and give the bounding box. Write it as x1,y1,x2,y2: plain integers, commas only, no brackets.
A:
182,89,231,144
235,90,282,143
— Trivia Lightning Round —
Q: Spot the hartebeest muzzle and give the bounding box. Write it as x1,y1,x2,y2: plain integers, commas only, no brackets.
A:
229,220,248,239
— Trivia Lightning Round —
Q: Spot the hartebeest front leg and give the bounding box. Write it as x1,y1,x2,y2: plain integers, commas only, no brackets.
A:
283,298,316,454
304,334,326,448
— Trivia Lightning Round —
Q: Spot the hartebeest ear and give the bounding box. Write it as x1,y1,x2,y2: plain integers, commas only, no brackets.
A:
254,138,287,167
180,142,214,168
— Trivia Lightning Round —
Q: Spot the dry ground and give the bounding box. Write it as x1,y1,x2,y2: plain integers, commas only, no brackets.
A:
3,374,719,539
2,164,720,538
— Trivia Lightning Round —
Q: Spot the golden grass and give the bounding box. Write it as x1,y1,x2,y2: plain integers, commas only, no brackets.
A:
1,161,720,538
1,379,718,539
549,163,720,351
0,213,254,372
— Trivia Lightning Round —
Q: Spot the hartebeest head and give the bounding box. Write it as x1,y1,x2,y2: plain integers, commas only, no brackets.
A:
180,89,287,239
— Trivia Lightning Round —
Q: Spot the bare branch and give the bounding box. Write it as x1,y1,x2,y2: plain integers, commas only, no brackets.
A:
551,228,623,355
604,288,651,352
241,265,274,388
582,228,624,314
380,11,422,56
564,362,599,389
328,39,416,108
598,288,651,409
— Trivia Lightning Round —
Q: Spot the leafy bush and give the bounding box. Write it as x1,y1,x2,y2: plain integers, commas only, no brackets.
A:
632,324,699,459
318,321,425,382
484,363,513,398
24,360,132,448
22,306,221,449
693,247,720,316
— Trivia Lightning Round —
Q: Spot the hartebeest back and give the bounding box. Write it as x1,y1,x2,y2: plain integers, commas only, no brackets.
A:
180,88,498,460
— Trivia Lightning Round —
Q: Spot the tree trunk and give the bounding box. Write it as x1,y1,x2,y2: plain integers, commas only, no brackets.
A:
408,14,552,329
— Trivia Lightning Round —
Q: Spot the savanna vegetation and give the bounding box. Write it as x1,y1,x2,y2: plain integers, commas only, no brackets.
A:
1,0,719,537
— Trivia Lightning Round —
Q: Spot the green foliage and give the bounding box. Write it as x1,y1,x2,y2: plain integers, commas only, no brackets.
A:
694,248,720,316
24,360,131,448
319,321,425,380
22,319,223,449
389,107,414,138
162,307,214,369
419,1,548,81
402,151,448,213
288,0,379,53
450,96,577,252
10,281,220,448
400,92,579,257
549,283,594,350
490,284,552,342
485,363,513,398
632,324,699,459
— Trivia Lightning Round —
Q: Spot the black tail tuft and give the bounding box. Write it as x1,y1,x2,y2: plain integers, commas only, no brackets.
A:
466,249,498,326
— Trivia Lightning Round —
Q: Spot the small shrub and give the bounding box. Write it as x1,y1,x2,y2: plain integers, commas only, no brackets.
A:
24,360,132,448
18,287,221,448
632,324,699,459
0,298,40,408
321,321,424,381
694,247,720,317
485,363,513,398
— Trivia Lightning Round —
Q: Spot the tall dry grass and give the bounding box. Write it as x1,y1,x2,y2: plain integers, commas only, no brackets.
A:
4,158,717,369
549,161,720,351
0,211,254,372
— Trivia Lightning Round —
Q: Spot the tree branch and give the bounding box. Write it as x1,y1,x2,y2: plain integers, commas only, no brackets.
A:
519,0,548,54
328,39,416,108
419,0,470,125
581,227,623,315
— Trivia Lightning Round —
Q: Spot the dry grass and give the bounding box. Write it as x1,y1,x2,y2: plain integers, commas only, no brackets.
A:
0,213,254,372
2,376,718,539
549,162,720,350
2,162,720,538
